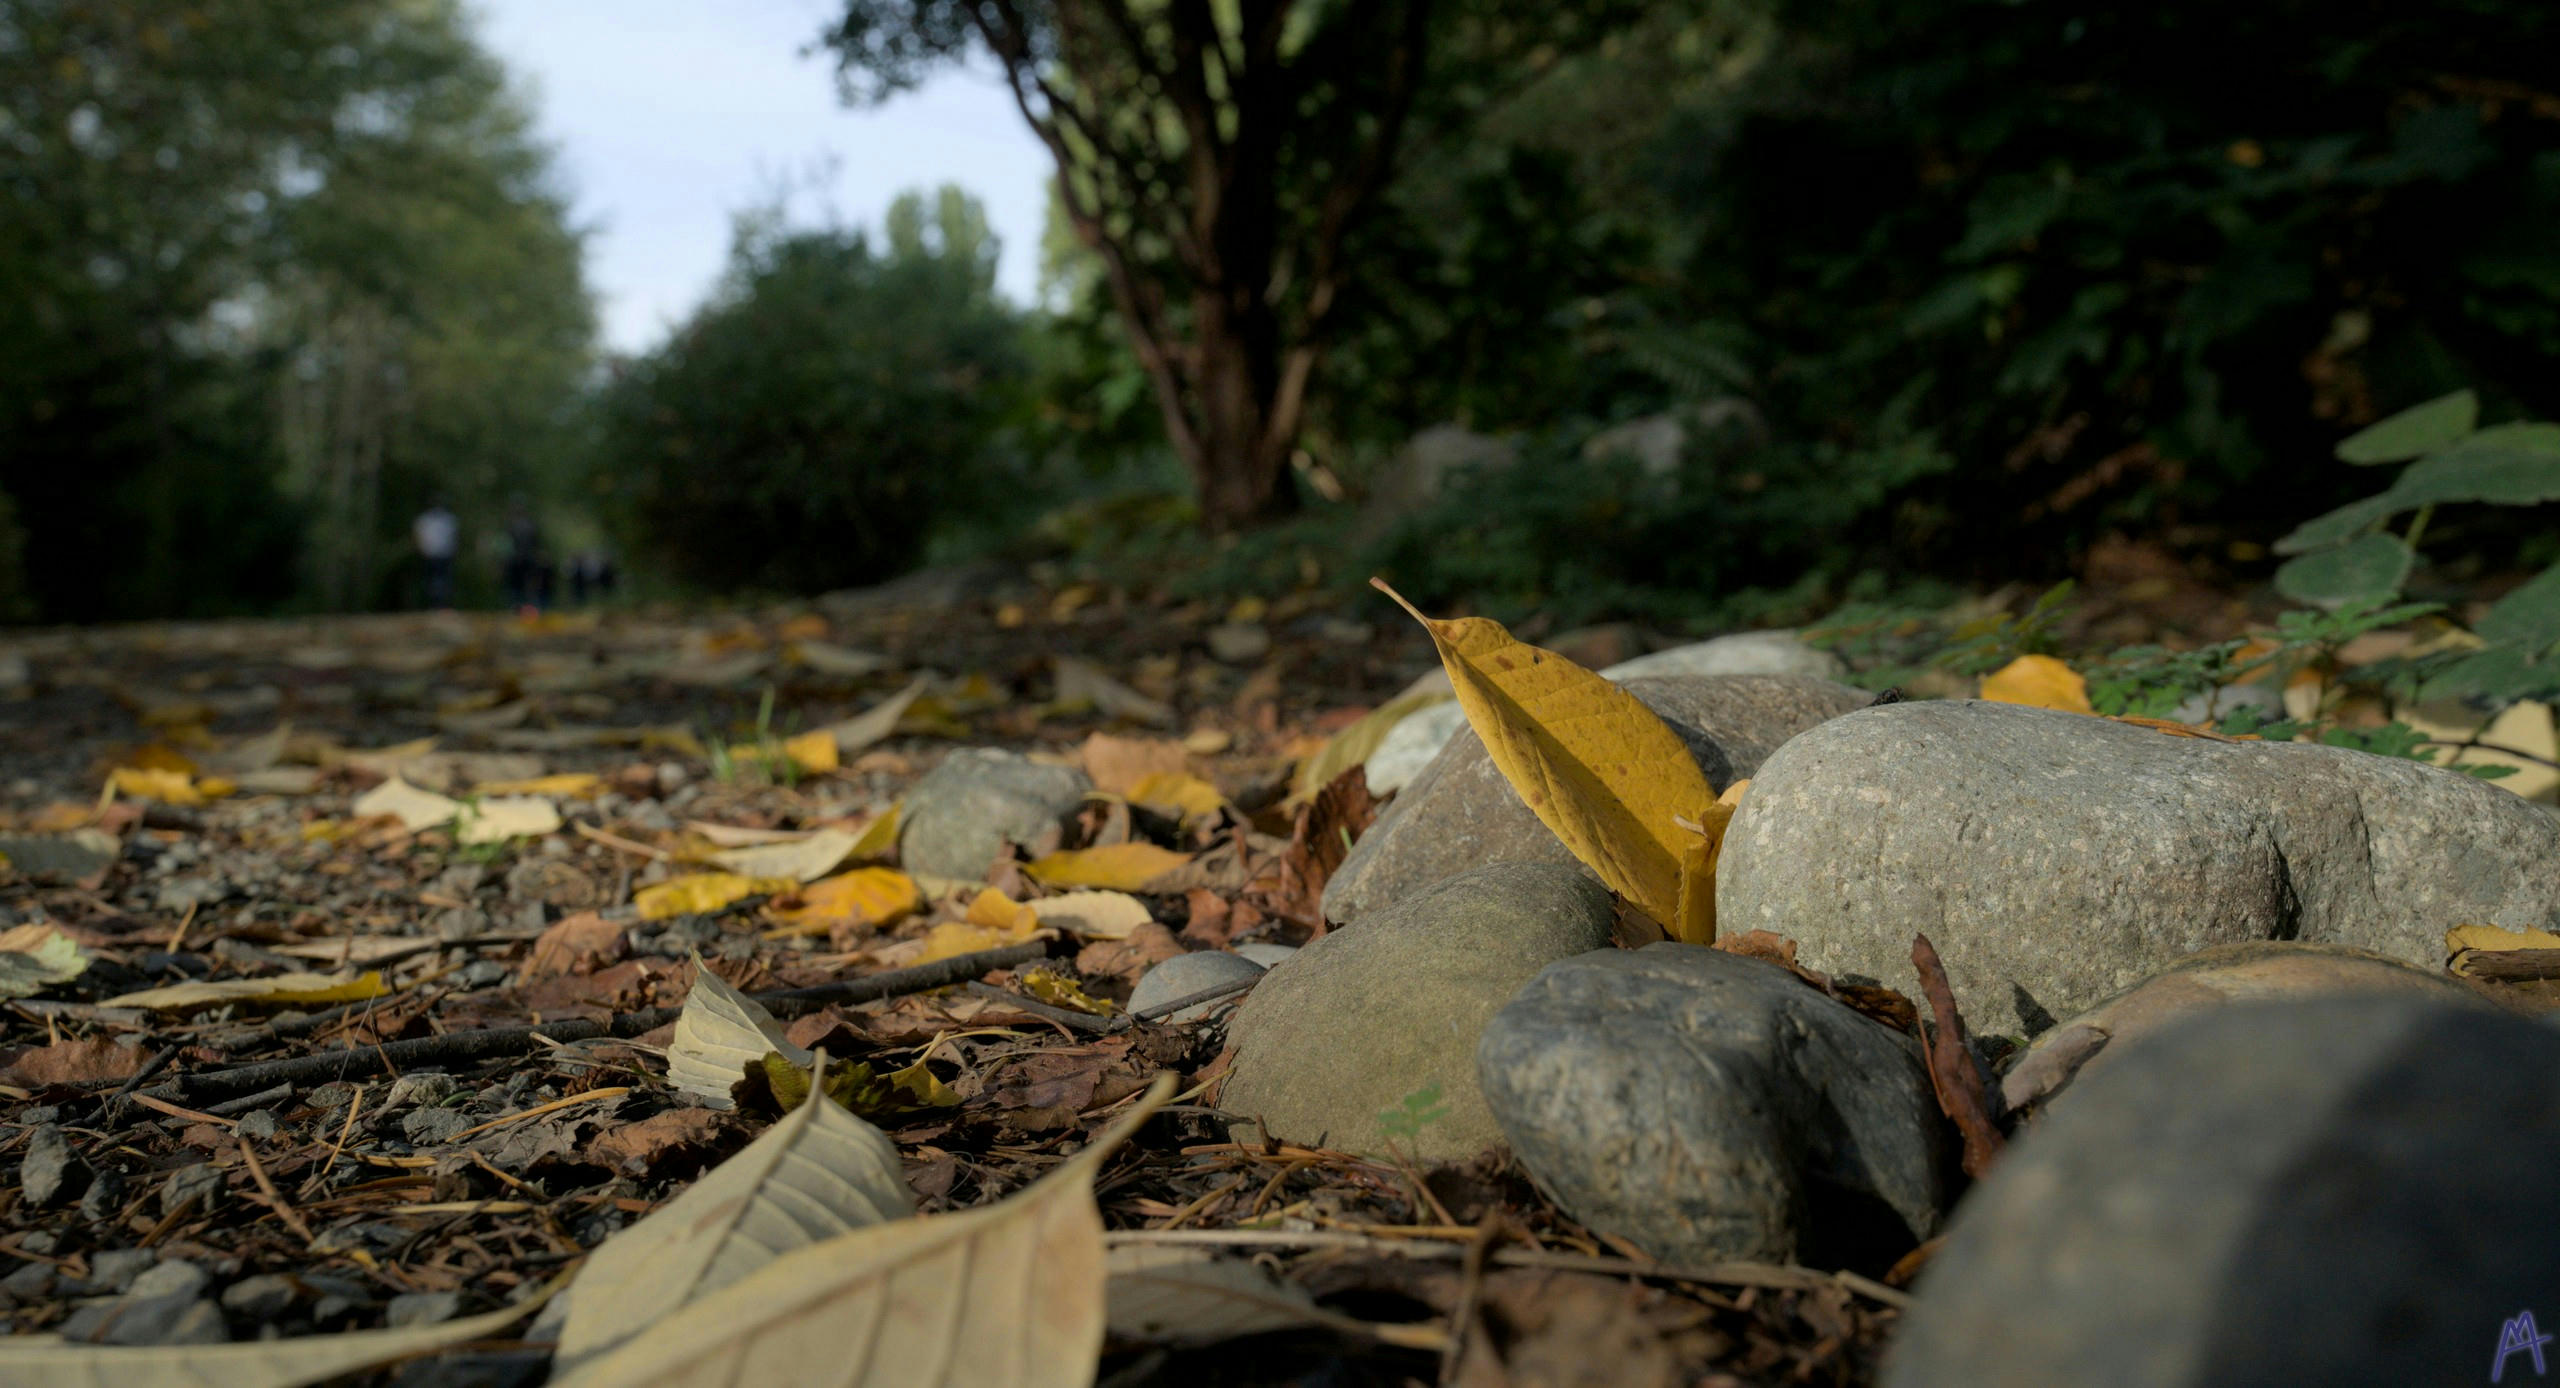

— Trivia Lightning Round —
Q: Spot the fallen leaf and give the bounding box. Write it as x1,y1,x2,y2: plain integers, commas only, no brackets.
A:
635,873,797,922
1,1036,141,1086
106,971,388,1011
1124,772,1227,823
333,736,440,779
1027,842,1193,891
557,1051,915,1370
782,729,840,774
765,868,922,935
1374,579,1720,943
666,959,813,1108
522,912,629,982
1288,690,1452,804
2448,923,2560,955
108,767,228,806
1027,891,1153,940
547,1075,1176,1388
1980,655,2095,714
792,641,895,678
1182,727,1232,755
471,773,604,797
1078,734,1189,796
0,927,88,999
351,776,462,831
1023,969,1116,1017
0,1296,549,1387
1055,657,1177,727
824,677,930,756
711,829,860,884
848,802,900,860
914,889,1050,965
455,796,562,845
760,1052,960,1119
1104,1245,1387,1346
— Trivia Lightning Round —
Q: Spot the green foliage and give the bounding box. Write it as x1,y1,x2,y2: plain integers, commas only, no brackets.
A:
1377,1083,1449,1142
597,190,1027,595
2273,391,2560,702
0,0,594,621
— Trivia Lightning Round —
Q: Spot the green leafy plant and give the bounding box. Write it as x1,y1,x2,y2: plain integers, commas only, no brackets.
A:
1376,1083,1449,1142
2275,390,2560,703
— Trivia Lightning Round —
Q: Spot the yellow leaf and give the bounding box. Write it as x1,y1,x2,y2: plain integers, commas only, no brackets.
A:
1373,579,1721,943
767,868,922,935
914,889,1048,964
107,767,216,806
108,971,389,1011
636,873,798,921
471,773,604,797
1288,690,1452,803
1026,842,1193,891
1980,655,2095,714
546,1076,1176,1388
822,676,931,756
782,728,840,774
1024,968,1117,1016
848,802,900,860
351,776,462,831
1027,890,1153,939
1124,771,1227,822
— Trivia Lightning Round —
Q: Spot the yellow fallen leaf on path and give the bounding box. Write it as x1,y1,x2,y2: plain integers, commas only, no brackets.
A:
352,776,462,831
766,868,921,935
547,1075,1176,1388
471,773,603,797
1374,579,1720,943
108,971,388,1011
1027,842,1192,891
1124,772,1227,823
1288,690,1452,804
1981,655,2095,714
782,728,840,773
636,873,798,921
913,888,1048,963
848,802,900,860
1027,890,1153,939
455,796,562,845
712,829,860,883
2446,922,2560,968
107,767,232,806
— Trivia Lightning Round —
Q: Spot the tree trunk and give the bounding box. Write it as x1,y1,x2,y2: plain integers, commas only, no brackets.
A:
1177,284,1300,531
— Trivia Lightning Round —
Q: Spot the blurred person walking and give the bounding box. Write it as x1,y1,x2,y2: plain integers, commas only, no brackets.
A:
413,500,458,609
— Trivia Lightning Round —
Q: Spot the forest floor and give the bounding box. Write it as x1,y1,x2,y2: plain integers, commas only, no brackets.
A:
0,551,2280,1386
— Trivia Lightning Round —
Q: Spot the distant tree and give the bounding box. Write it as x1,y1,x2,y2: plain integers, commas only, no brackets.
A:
821,0,1651,531
600,189,1026,593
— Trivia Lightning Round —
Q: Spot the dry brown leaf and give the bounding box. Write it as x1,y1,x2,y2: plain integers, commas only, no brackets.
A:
1027,891,1153,940
710,829,860,884
2,1036,145,1086
824,677,931,756
521,912,628,982
0,1294,546,1386
1078,733,1189,796
665,959,811,1107
549,1075,1176,1388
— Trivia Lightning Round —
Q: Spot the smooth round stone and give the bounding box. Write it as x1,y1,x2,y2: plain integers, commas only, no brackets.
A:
1999,940,2492,1114
1480,944,1944,1265
1598,630,1846,682
1233,942,1299,969
1129,950,1265,1023
1221,863,1617,1162
897,749,1091,880
1722,700,2560,1035
1890,996,2560,1387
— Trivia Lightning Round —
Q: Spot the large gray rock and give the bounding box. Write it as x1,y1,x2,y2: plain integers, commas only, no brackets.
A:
1323,675,1870,926
1720,700,2560,1035
897,749,1091,881
1220,863,1617,1162
1598,631,1846,683
1480,945,1944,1265
1889,996,2560,1387
1998,941,2490,1115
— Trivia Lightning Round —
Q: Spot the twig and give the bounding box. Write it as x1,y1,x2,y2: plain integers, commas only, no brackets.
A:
963,980,1115,1035
2417,737,2560,772
1101,1229,1916,1309
448,1086,630,1142
146,943,1049,1101
1911,933,2004,1179
301,1082,367,1199
203,1083,296,1116
236,1136,314,1245
128,1092,234,1127
1438,1212,1506,1386
101,1045,178,1121
2454,948,2560,982
1120,974,1259,1025
572,820,675,861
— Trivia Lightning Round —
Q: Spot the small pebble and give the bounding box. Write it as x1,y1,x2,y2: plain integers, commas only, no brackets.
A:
160,1162,225,1216
387,1290,464,1327
19,1124,88,1209
400,1108,473,1146
87,1248,158,1294
220,1273,302,1319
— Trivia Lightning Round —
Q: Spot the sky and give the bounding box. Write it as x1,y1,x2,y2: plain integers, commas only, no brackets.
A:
471,0,1054,354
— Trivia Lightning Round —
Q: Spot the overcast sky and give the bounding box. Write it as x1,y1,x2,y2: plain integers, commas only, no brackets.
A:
471,0,1053,354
